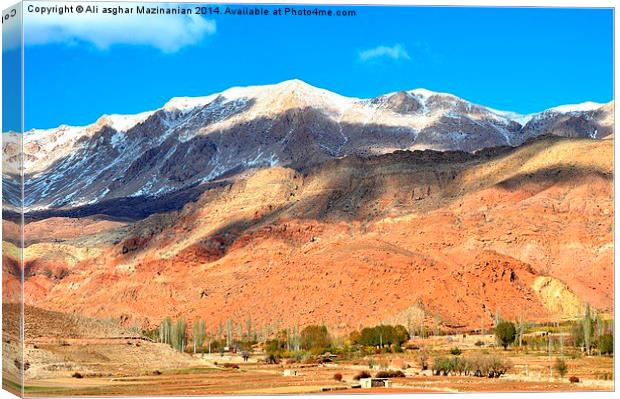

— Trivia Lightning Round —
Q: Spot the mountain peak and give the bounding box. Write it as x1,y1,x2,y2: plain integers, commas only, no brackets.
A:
277,78,314,89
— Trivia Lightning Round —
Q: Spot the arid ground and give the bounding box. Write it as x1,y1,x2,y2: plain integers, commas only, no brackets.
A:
1,303,614,396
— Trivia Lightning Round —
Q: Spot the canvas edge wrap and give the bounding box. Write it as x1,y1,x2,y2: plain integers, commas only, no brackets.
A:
2,2,25,397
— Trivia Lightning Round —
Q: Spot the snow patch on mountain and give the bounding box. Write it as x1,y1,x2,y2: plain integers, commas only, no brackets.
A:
549,101,604,114
164,94,219,112
5,79,612,212
98,111,154,132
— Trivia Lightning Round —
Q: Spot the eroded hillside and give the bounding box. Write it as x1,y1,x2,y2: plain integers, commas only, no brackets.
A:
5,136,613,334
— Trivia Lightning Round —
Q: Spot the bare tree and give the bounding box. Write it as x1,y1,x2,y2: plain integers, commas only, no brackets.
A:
516,313,528,348
583,304,593,355
159,317,172,345
226,319,233,348
245,315,252,339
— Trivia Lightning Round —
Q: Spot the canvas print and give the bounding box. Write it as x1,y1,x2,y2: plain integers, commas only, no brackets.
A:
1,1,615,396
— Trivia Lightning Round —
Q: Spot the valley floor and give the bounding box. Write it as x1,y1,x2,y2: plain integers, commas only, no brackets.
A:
7,336,614,396
16,358,614,396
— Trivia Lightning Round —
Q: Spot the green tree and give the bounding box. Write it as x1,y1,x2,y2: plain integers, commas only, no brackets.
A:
192,319,206,354
394,325,410,345
171,317,187,352
571,321,584,348
598,333,613,355
265,338,285,359
495,321,516,350
349,330,361,345
358,325,408,347
300,325,331,352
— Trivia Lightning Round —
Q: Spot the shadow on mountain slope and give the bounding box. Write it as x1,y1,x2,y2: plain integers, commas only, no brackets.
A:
11,104,577,214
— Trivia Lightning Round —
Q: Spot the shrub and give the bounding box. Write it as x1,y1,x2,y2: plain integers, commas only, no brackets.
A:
598,334,613,355
333,373,343,381
433,356,452,376
487,355,513,377
72,372,83,379
465,353,512,378
265,339,285,356
474,340,485,346
450,347,462,356
452,356,466,375
302,356,317,365
223,363,239,369
554,358,568,378
569,376,580,383
495,321,517,350
375,370,406,378
265,354,280,364
353,370,372,380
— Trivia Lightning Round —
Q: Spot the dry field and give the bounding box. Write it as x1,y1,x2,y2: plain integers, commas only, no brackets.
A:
9,334,613,397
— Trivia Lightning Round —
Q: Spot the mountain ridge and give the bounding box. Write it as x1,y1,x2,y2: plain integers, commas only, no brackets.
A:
23,79,612,134
2,80,613,215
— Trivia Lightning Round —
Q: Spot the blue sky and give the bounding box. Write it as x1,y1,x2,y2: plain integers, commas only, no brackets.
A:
18,5,614,130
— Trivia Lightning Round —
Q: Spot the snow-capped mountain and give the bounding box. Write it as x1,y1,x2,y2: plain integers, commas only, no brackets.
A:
2,79,613,213
520,101,613,141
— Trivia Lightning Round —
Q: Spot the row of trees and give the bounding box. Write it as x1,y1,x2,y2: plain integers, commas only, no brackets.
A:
433,353,513,378
156,317,412,356
571,304,613,355
158,317,187,352
155,310,613,357
157,316,263,353
262,324,412,360
263,326,324,358
349,325,410,348
493,306,614,355
156,316,316,356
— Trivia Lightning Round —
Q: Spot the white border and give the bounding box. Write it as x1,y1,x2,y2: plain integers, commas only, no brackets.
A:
0,1,616,399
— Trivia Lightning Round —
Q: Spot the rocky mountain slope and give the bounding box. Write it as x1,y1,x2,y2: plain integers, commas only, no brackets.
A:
6,135,612,333
2,80,613,215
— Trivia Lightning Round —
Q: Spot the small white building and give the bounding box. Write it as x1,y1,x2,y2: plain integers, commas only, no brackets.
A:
359,377,391,388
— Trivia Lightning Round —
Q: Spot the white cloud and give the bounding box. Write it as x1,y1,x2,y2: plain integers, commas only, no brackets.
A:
358,44,411,62
23,3,216,53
